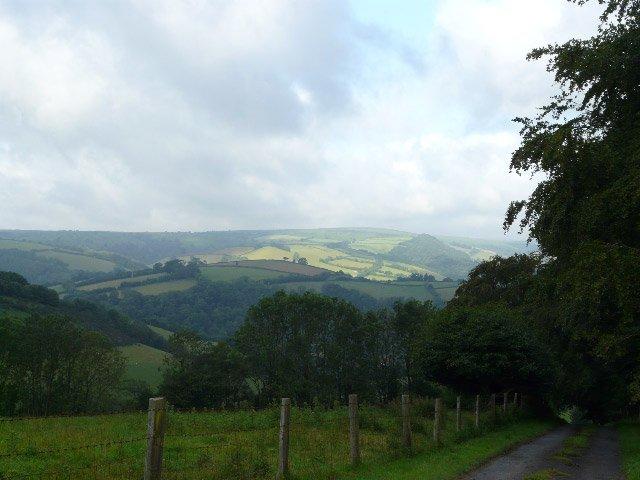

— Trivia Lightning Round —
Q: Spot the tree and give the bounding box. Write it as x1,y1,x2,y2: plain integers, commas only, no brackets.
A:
502,0,640,419
297,257,308,265
160,331,248,409
417,305,552,395
0,314,125,416
234,291,386,405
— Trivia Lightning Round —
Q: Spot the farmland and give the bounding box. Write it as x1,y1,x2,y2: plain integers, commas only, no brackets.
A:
118,343,170,389
77,273,166,291
201,265,289,282
132,279,197,295
1,228,534,286
0,402,549,480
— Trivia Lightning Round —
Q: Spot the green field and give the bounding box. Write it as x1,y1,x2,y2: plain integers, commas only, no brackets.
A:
118,343,170,389
284,280,447,302
133,279,197,295
201,265,288,282
37,250,116,272
0,239,49,251
148,324,174,340
0,402,547,480
77,273,166,291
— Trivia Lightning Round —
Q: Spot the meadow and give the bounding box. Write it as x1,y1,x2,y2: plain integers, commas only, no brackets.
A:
118,343,170,389
132,279,197,295
0,400,548,480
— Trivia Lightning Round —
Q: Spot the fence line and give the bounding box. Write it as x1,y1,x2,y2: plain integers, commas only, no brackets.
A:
0,391,527,479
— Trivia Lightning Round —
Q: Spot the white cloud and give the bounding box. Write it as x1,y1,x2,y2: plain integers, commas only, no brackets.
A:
0,0,604,237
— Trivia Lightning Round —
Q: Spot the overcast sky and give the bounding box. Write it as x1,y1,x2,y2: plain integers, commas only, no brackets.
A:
0,0,602,238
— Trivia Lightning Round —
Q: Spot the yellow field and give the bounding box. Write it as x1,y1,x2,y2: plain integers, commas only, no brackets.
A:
133,279,197,295
244,246,291,260
349,236,411,254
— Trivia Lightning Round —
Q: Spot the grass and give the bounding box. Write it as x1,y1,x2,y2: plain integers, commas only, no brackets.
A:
133,279,197,295
77,273,166,291
148,324,174,340
118,344,170,389
0,239,49,251
36,250,116,272
618,420,640,480
0,402,548,480
349,236,411,254
200,265,288,282
284,280,440,302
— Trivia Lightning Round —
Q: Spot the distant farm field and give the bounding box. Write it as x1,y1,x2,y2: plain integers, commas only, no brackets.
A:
133,279,196,295
118,343,169,389
0,239,50,251
77,273,166,291
214,260,329,277
37,251,116,272
148,324,174,340
201,265,288,282
284,280,441,302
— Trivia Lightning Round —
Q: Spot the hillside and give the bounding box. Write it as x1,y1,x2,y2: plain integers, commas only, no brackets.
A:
0,228,534,284
0,271,164,349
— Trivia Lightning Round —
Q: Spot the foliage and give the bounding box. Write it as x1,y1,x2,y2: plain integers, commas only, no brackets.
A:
417,304,552,395
235,291,394,405
0,314,126,416
160,332,248,409
500,0,640,419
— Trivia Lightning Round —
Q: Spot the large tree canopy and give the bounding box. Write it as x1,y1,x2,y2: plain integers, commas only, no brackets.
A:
499,0,640,419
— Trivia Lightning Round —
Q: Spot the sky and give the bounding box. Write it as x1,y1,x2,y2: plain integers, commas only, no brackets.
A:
0,0,603,238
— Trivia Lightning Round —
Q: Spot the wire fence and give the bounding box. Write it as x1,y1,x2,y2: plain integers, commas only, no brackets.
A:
0,392,528,480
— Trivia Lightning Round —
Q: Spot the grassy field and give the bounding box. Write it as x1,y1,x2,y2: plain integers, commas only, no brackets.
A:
77,273,166,291
349,236,412,254
200,265,288,282
118,344,170,389
0,239,49,251
37,250,116,272
214,260,329,277
0,402,546,480
618,421,640,479
284,280,444,302
148,324,174,340
133,279,197,295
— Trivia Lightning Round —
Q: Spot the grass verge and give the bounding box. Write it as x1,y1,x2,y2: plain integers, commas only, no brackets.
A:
618,420,640,480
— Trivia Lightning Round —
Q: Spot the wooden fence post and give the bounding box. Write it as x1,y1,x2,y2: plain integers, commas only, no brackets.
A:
433,398,443,445
349,394,360,466
474,394,480,429
402,394,412,450
277,398,291,479
502,392,508,413
144,397,167,480
513,392,518,409
456,396,461,432
491,394,497,422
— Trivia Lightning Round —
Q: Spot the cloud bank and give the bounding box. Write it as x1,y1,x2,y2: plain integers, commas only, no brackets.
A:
0,0,602,237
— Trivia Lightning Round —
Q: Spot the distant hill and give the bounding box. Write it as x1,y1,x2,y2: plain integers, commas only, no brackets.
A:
0,228,534,285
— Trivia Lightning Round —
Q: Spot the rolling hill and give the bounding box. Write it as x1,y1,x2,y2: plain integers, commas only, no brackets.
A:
0,228,535,285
